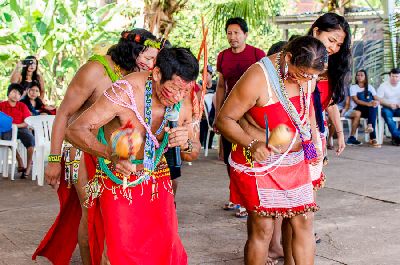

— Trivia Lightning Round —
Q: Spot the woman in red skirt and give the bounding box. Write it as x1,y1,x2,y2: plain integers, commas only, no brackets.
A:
217,36,328,265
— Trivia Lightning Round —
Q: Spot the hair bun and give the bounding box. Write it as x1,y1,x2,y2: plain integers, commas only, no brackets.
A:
121,31,129,39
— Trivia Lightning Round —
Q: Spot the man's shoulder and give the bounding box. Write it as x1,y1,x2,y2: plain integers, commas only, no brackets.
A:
217,48,231,60
122,72,149,89
124,71,148,81
218,47,231,55
378,81,390,89
247,44,265,53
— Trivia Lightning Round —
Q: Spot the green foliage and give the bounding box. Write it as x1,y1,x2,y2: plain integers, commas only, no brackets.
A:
0,0,139,103
0,0,284,102
168,0,283,73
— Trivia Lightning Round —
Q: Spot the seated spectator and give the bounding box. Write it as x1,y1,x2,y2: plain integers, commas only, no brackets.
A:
10,56,45,99
377,68,400,146
0,84,35,178
20,81,56,116
344,69,380,147
199,65,216,149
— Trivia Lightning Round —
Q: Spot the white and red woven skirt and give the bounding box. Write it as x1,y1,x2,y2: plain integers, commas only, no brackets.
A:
229,144,319,218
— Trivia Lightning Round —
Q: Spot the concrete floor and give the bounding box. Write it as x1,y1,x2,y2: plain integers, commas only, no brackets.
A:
0,140,399,265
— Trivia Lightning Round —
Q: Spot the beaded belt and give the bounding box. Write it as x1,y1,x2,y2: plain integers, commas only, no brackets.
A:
62,141,82,187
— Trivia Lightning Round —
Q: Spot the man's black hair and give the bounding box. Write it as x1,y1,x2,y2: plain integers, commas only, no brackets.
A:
7,83,24,96
225,17,248,33
390,68,400,75
155,47,199,83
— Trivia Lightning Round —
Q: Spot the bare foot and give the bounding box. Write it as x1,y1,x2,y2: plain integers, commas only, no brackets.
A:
266,257,278,265
269,245,284,259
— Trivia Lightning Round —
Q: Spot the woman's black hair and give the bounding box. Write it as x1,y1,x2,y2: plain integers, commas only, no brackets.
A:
225,17,248,33
155,47,199,83
355,69,369,98
284,36,328,72
21,55,39,85
307,12,351,104
30,80,41,90
107,28,158,72
267,41,287,56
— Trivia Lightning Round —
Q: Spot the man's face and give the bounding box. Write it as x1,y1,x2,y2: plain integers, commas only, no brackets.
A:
389,73,400,86
8,89,21,102
226,24,247,49
155,74,193,107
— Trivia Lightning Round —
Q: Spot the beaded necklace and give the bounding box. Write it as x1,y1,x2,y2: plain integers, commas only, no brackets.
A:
114,64,123,79
274,53,318,163
143,75,172,174
275,52,311,138
99,76,182,188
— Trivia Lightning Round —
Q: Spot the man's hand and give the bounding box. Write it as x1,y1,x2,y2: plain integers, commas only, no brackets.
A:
114,160,136,176
371,100,380,107
107,144,136,177
45,163,62,188
165,126,189,148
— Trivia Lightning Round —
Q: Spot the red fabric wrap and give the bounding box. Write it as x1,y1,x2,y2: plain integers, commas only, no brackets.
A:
230,98,318,217
32,156,83,265
318,80,333,111
86,153,187,265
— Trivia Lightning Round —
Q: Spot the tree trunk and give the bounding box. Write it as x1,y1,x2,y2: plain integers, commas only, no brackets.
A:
144,0,188,37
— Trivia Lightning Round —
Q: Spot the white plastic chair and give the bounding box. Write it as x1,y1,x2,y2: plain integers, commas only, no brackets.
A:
378,105,400,144
340,117,371,142
25,115,55,186
0,124,18,180
17,140,27,167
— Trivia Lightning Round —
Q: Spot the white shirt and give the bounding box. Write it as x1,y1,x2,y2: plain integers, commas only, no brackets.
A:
348,84,377,110
377,81,400,105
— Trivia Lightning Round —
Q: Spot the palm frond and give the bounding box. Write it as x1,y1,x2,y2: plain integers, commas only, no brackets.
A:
208,0,281,40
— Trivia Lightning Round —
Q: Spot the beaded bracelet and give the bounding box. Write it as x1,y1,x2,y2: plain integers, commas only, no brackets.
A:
336,130,343,134
246,139,259,151
48,155,62,163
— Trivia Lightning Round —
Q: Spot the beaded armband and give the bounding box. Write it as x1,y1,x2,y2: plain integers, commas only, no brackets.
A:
48,154,62,163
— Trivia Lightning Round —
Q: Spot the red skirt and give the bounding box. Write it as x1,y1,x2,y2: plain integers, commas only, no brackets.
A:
32,155,85,265
85,154,188,265
229,145,318,218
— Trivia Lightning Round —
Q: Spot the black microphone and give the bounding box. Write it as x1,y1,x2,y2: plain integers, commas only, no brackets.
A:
166,110,182,167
